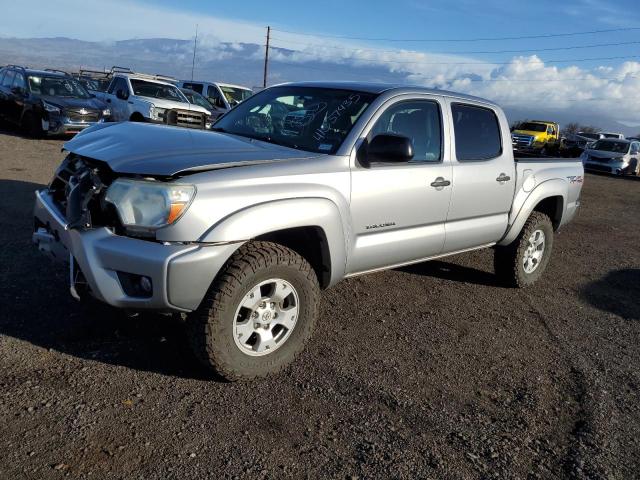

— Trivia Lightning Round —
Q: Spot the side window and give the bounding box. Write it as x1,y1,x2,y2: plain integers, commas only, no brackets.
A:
631,142,639,155
13,71,26,89
107,77,118,94
183,82,203,94
107,77,127,94
2,70,15,87
451,103,502,161
369,100,442,162
207,86,224,105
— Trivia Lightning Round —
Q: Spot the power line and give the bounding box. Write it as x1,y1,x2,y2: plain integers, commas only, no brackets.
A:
271,26,640,43
270,39,640,56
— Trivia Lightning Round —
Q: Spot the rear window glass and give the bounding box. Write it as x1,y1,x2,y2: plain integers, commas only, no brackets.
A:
452,103,502,161
183,82,203,94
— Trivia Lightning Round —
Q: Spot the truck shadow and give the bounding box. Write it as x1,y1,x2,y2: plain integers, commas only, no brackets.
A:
581,268,640,321
0,178,218,381
398,260,501,288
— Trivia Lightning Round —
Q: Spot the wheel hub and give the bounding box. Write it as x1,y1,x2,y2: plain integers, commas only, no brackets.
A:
523,229,546,274
233,278,300,356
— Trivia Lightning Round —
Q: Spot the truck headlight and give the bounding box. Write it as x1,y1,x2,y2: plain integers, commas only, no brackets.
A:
105,179,196,233
149,104,165,121
43,101,61,114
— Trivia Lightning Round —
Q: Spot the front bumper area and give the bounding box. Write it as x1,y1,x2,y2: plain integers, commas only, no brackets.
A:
42,116,108,136
33,190,240,312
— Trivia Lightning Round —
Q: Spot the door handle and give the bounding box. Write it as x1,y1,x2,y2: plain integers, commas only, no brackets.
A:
430,177,451,188
496,173,511,182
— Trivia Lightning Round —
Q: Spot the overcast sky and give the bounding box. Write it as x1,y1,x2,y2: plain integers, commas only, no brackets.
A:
2,0,640,125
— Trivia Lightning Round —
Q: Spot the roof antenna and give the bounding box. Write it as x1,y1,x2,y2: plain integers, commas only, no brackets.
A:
191,24,198,81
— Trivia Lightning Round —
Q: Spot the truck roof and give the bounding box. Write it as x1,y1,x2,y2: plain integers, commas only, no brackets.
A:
276,81,499,106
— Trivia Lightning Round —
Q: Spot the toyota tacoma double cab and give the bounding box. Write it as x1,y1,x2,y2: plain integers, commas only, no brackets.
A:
33,82,583,380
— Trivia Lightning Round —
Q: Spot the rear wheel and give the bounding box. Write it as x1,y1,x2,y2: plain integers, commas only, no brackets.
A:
494,212,554,288
186,241,320,381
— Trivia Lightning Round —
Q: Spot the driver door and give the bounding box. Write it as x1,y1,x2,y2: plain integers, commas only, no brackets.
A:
347,97,453,274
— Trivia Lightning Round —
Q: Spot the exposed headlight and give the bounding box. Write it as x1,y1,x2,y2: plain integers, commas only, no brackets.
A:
102,108,111,117
149,104,165,121
611,157,626,163
105,179,196,234
43,101,61,114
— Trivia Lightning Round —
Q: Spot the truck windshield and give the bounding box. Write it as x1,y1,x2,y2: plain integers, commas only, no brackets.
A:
591,140,630,153
518,122,547,132
181,89,214,111
28,76,91,99
219,86,253,105
130,79,187,102
212,86,376,154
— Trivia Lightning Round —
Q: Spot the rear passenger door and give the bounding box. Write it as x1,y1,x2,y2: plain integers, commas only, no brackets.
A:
442,101,516,253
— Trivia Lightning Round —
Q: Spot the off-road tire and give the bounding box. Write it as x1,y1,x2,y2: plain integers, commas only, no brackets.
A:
186,241,320,381
494,212,554,288
21,112,42,138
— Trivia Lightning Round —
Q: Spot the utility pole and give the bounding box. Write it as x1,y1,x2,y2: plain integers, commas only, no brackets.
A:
263,26,271,88
191,24,198,81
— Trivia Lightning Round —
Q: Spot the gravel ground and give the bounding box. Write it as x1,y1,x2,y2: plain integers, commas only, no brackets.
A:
0,127,639,480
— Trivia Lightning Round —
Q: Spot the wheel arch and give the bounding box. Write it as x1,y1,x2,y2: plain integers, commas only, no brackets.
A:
200,198,347,288
499,179,567,246
129,111,145,122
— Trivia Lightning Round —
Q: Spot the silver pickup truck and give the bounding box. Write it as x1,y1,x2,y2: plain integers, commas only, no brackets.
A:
33,82,583,380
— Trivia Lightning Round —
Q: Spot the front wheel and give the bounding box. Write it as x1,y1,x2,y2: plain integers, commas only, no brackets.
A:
21,112,43,138
494,212,554,288
186,241,320,381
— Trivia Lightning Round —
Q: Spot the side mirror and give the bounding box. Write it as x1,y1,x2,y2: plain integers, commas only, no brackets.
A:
116,89,129,100
366,134,414,163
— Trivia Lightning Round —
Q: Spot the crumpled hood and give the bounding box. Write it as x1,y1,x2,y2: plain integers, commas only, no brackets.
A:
63,122,320,176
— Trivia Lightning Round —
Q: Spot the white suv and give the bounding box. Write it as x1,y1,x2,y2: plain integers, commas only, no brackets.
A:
99,72,213,129
179,80,253,120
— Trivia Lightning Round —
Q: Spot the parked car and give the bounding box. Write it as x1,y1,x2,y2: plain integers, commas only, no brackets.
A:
511,120,561,155
96,71,213,129
0,65,110,137
560,131,604,157
581,138,639,175
32,82,583,380
600,132,625,139
179,80,253,119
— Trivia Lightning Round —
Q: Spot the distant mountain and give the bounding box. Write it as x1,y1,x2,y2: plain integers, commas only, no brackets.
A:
1,36,638,135
0,36,406,89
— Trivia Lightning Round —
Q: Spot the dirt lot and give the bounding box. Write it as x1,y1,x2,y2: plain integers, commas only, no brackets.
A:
0,127,639,480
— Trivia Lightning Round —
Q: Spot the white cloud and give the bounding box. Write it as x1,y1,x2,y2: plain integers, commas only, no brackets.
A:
1,0,639,125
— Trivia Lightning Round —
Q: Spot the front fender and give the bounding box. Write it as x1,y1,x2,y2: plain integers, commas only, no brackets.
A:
200,197,347,286
498,179,567,246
